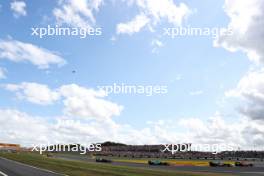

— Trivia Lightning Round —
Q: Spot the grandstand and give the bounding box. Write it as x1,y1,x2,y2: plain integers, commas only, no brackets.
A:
93,142,264,161
0,143,20,152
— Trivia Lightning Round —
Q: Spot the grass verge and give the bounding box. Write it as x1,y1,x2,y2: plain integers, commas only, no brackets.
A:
0,152,236,176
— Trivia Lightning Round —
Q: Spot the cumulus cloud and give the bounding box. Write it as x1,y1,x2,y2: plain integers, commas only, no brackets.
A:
1,81,264,148
116,0,191,35
0,108,120,146
4,83,263,148
212,0,264,121
0,108,167,146
180,113,264,149
1,107,264,149
117,14,150,35
10,1,27,18
53,0,103,28
0,107,196,146
5,82,61,105
180,113,244,145
211,0,264,147
4,83,123,120
214,0,264,64
226,70,264,121
0,39,66,69
0,109,51,145
59,84,123,119
214,0,264,121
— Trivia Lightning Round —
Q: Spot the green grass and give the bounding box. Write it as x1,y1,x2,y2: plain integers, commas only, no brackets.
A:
0,152,236,176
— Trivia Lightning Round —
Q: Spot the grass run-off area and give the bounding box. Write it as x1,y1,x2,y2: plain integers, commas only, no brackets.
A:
112,158,235,167
0,152,235,176
54,153,235,167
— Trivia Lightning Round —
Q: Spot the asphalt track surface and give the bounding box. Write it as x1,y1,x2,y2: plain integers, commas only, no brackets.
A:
1,154,264,176
55,155,264,176
0,157,63,176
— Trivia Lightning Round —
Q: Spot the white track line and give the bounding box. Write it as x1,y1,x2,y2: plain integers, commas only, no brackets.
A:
0,157,68,176
0,171,8,176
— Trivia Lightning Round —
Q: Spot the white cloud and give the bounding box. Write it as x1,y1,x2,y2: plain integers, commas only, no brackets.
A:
117,0,191,35
1,107,264,149
0,108,156,146
151,39,164,53
0,67,6,79
5,82,61,105
226,69,264,120
59,84,123,119
117,14,150,35
214,0,264,64
180,113,243,145
10,1,27,18
0,107,194,146
0,108,120,146
212,0,264,146
179,113,264,149
4,83,123,120
0,39,66,69
0,109,51,145
53,0,103,28
5,82,263,148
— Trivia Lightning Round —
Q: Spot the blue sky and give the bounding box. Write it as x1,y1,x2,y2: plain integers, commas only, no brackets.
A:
0,0,263,149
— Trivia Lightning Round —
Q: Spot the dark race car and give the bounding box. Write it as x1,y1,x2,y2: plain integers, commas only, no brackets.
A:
209,161,221,167
235,162,253,167
209,161,233,167
96,158,112,163
148,160,169,166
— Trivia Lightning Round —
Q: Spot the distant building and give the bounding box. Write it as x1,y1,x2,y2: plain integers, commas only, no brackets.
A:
0,143,20,152
94,143,192,158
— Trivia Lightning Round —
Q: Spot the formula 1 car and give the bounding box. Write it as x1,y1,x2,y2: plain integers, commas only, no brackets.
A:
209,161,233,167
235,162,253,167
96,158,112,163
148,160,169,166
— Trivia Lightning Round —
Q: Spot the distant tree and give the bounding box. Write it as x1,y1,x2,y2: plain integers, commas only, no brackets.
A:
101,141,126,146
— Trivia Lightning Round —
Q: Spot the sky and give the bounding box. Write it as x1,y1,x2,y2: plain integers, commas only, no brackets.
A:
0,0,264,150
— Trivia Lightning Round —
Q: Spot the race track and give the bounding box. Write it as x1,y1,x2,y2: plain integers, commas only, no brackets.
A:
1,154,264,176
0,157,63,176
56,154,264,176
